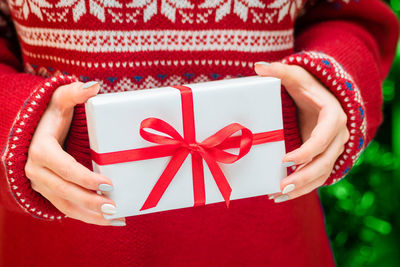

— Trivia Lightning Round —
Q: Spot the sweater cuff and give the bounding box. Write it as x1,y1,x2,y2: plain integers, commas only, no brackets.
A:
282,51,367,186
1,74,77,220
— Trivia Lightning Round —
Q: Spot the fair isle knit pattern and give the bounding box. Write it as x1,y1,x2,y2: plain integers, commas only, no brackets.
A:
8,0,304,94
0,0,394,222
8,0,303,24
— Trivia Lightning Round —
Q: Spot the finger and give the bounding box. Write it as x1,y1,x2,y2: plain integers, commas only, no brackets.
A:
267,163,305,199
274,175,327,203
36,141,113,192
49,81,100,112
29,165,116,215
277,129,347,199
254,62,316,98
267,192,280,200
283,106,346,165
254,62,314,94
255,62,337,114
46,81,100,142
42,191,125,226
31,81,100,145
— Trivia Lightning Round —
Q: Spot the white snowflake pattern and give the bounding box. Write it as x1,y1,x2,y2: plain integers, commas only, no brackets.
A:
127,0,194,23
160,0,194,22
56,0,122,22
126,0,157,22
7,0,311,24
9,0,52,20
199,0,265,22
267,0,303,22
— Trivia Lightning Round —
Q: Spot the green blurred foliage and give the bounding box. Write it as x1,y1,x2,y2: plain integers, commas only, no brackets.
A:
318,2,400,266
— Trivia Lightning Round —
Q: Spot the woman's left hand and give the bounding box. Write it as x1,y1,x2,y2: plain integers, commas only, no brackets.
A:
254,62,350,203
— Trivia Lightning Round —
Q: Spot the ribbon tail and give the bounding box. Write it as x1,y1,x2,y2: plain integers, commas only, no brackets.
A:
140,149,189,211
202,153,232,208
191,152,205,206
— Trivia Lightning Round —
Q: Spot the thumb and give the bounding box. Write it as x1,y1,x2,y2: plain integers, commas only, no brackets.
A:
254,62,298,90
50,81,100,111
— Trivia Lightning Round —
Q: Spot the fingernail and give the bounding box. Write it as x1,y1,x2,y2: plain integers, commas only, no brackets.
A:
101,203,117,214
99,184,113,192
268,195,275,200
82,81,98,89
254,61,270,66
283,161,295,168
110,220,126,227
274,195,289,203
282,184,295,194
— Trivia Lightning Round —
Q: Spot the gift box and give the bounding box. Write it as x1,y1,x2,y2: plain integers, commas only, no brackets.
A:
85,76,286,219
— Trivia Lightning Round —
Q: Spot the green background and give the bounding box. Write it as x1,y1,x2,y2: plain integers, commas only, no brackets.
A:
319,1,400,265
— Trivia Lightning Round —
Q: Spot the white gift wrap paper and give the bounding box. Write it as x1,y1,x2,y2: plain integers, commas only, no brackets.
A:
85,76,286,219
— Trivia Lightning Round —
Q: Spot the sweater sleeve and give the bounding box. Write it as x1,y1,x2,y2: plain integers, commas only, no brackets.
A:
0,4,76,220
284,0,399,185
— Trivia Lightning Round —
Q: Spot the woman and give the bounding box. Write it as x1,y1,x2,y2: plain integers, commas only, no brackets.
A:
0,0,398,266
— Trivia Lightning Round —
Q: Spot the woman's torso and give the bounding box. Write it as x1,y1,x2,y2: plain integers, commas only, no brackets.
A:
1,1,335,266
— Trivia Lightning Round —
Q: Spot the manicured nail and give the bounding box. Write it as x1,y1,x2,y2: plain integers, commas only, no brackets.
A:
82,81,98,89
283,161,295,168
110,220,126,227
268,195,275,200
101,203,117,214
274,195,289,203
254,61,270,66
98,184,113,192
282,184,295,194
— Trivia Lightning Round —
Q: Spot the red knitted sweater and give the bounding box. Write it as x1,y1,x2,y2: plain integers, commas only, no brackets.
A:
0,0,398,266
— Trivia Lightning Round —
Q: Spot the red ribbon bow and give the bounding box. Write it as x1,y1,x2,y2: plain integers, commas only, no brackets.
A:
90,85,284,211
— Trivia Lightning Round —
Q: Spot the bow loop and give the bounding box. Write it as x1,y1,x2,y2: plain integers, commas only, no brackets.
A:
140,118,185,145
200,123,253,163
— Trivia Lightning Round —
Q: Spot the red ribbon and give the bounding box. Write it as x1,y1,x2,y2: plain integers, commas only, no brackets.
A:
90,85,284,211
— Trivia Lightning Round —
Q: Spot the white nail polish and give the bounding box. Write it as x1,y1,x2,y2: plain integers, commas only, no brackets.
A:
274,195,289,203
268,195,275,200
283,161,295,167
110,220,126,227
82,81,98,89
254,61,270,66
99,184,113,192
101,203,117,214
282,184,295,194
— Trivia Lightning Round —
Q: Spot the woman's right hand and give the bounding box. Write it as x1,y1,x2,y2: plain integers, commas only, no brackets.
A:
24,81,126,226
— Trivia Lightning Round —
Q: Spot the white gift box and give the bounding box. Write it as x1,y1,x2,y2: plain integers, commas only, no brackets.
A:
85,76,286,219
